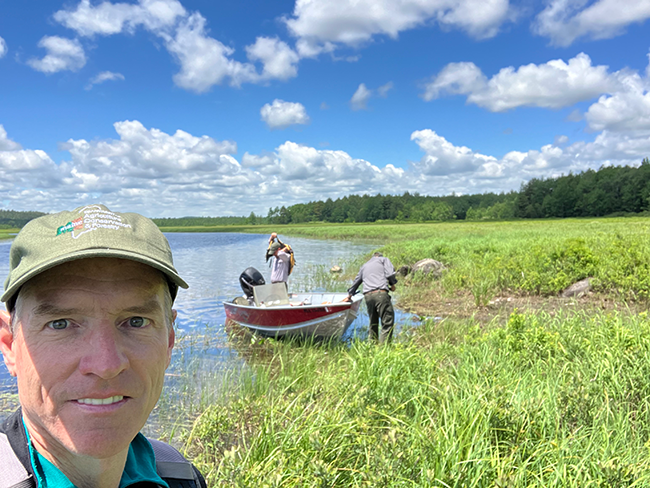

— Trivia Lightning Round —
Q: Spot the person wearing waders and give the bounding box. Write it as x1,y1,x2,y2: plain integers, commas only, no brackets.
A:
346,252,398,344
266,232,294,289
0,204,206,488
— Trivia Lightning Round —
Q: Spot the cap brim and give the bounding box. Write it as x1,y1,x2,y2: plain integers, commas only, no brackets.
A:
1,248,188,304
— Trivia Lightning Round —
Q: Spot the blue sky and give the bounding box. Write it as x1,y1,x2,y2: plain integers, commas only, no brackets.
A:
0,0,649,217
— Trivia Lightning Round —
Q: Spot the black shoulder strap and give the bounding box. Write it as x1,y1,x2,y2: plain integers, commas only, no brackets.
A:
0,433,33,488
148,438,206,488
0,414,203,488
0,410,35,488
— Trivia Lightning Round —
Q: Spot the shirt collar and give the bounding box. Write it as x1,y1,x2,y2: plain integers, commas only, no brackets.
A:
23,419,169,488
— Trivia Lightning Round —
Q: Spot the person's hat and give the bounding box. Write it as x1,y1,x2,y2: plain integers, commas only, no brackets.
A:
2,204,188,309
265,241,282,262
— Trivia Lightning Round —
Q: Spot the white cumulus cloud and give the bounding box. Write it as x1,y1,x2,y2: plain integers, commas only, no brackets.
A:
409,127,650,196
163,13,257,91
261,100,310,130
0,125,22,151
534,0,650,47
0,121,406,215
3,111,650,216
246,37,300,82
0,36,7,58
377,82,394,98
53,0,186,37
53,1,299,92
423,52,617,111
421,61,487,101
584,57,650,132
61,120,238,180
0,127,64,194
86,71,125,90
249,141,405,201
351,83,372,111
286,0,513,56
411,130,499,176
27,36,86,73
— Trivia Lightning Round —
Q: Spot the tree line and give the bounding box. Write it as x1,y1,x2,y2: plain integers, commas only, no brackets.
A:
516,158,650,218
2,159,649,228
0,210,46,229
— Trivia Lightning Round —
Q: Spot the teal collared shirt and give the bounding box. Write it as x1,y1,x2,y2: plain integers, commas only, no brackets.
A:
23,420,169,488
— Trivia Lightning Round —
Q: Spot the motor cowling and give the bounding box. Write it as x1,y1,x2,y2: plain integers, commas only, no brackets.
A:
239,267,265,298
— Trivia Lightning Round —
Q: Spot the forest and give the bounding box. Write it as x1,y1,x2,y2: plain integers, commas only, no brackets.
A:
0,210,46,228
1,159,649,227
263,158,650,224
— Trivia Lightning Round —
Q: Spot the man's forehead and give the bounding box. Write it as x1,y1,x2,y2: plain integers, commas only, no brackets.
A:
19,258,168,301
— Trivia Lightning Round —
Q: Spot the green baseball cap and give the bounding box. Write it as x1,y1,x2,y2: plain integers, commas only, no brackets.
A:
2,204,188,309
266,241,282,262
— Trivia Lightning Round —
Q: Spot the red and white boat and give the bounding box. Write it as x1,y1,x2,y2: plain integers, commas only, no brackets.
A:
224,283,362,339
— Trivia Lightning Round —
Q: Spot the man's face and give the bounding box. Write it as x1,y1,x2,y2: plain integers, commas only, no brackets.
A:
0,258,175,459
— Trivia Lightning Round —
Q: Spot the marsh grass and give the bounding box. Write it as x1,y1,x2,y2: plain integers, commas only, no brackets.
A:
154,217,650,485
0,228,18,240
267,218,650,303
185,309,650,487
160,217,650,305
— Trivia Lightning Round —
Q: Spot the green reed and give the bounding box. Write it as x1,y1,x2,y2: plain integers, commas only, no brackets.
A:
255,217,650,300
0,228,18,240
183,309,650,487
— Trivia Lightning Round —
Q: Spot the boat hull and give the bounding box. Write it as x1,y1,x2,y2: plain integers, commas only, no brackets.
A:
224,292,362,339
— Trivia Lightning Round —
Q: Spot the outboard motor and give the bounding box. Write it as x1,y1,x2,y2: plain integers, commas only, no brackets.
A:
239,267,266,298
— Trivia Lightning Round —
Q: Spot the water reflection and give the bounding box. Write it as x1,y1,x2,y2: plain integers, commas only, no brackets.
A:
0,233,415,427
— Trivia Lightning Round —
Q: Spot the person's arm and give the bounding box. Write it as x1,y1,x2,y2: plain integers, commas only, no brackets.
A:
384,258,397,290
388,274,397,288
347,270,363,296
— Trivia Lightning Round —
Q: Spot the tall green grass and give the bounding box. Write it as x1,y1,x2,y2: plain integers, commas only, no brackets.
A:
185,309,650,487
0,228,18,240
158,217,650,299
257,218,650,301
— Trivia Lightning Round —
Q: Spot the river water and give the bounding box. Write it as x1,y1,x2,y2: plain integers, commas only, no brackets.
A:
0,232,415,430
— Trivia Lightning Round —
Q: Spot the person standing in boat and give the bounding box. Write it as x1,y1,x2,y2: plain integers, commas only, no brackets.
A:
347,252,397,344
266,233,295,287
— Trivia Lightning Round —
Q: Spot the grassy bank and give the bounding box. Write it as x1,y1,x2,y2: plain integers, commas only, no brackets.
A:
162,218,650,304
0,228,18,240
168,217,650,486
285,218,650,308
185,309,650,487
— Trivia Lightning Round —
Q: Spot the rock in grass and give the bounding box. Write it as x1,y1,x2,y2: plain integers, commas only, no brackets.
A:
330,265,343,273
412,259,445,279
561,277,592,298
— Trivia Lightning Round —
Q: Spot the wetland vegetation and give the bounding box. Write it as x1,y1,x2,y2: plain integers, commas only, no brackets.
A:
4,206,650,486
160,216,650,487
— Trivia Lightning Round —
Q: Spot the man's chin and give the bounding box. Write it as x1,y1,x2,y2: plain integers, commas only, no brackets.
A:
57,423,143,459
37,413,148,460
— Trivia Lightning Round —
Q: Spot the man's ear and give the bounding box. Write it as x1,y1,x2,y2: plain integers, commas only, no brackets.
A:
0,309,17,377
0,310,9,329
166,310,177,368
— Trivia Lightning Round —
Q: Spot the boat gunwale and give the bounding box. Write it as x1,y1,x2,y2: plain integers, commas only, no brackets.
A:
224,294,362,312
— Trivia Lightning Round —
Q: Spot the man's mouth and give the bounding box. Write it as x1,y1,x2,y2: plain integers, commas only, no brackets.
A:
76,396,125,406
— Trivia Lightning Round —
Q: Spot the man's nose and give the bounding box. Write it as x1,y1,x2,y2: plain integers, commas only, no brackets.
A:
78,325,129,379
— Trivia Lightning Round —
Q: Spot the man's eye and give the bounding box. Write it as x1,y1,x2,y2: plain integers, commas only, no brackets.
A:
128,317,150,328
47,319,69,330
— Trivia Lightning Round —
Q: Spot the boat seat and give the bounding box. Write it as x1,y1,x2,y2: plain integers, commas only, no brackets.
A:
253,283,290,307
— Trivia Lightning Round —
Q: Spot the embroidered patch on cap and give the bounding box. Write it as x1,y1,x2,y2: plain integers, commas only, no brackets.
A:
56,205,132,239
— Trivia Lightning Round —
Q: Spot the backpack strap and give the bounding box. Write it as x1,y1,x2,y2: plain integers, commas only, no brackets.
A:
0,432,35,488
148,438,205,487
0,411,203,488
